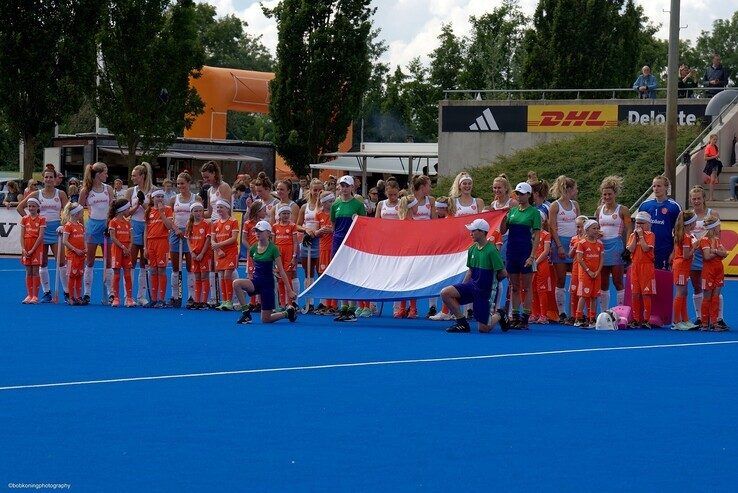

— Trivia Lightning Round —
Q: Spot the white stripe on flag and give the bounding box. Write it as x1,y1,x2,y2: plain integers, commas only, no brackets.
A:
324,246,467,292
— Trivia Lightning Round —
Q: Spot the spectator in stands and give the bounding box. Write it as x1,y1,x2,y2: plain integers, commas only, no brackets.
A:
3,180,21,208
703,54,730,98
293,176,309,203
67,184,79,203
677,64,699,98
364,187,379,216
633,66,658,99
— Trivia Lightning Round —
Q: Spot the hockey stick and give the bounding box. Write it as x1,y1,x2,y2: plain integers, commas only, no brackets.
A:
52,232,62,303
177,236,183,305
301,242,311,314
101,235,109,305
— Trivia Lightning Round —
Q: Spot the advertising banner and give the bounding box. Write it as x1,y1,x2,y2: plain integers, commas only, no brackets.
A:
441,106,528,133
0,208,21,255
527,104,618,132
718,221,738,276
617,104,707,126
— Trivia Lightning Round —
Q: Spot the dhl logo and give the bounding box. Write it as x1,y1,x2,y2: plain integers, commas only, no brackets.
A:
528,105,618,133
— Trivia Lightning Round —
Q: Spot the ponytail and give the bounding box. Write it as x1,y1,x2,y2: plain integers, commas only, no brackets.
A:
133,162,153,193
82,162,107,192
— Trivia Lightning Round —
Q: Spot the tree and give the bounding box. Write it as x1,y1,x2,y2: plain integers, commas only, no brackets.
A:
429,24,466,98
265,0,374,176
354,29,390,143
521,0,650,92
0,0,101,178
402,58,437,141
93,0,205,173
194,3,274,72
459,1,527,92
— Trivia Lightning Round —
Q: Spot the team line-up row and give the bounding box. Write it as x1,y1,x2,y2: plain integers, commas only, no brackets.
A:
14,160,729,330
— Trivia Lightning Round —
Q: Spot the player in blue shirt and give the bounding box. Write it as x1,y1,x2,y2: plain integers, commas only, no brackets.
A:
638,175,681,269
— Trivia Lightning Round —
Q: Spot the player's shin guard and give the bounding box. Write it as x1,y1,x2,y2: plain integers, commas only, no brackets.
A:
187,272,195,299
59,264,68,292
171,272,178,298
39,267,50,293
555,287,566,315
616,289,625,306
719,294,724,319
209,272,216,301
599,291,610,312
83,265,93,296
137,267,148,300
693,293,703,319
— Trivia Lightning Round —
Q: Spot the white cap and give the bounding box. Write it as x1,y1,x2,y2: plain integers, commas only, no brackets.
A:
337,175,354,187
514,182,532,195
465,218,490,233
633,211,651,222
584,219,599,231
254,220,272,233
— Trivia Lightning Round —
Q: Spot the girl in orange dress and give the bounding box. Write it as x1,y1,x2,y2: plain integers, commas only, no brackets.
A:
62,202,86,305
699,216,729,330
211,199,239,310
316,191,336,314
565,215,588,324
672,211,697,329
20,198,46,303
186,202,212,309
108,199,135,307
626,211,657,328
145,189,175,307
272,204,299,308
575,220,604,328
531,209,553,323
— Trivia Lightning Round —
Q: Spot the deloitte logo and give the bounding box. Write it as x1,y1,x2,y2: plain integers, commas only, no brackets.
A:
468,108,500,131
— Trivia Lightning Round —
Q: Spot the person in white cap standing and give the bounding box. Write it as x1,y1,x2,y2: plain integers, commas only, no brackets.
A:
331,175,366,322
442,218,508,333
499,182,541,329
233,220,297,324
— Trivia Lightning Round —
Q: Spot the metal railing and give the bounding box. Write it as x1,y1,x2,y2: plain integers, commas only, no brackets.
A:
628,92,738,212
443,87,724,101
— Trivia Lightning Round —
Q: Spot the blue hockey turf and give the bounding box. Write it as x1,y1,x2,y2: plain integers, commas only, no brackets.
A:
1,257,737,491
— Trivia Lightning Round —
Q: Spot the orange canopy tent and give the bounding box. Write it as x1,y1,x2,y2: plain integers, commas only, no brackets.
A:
185,66,352,180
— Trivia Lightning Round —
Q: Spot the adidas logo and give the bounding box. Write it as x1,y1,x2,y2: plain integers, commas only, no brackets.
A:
468,108,500,131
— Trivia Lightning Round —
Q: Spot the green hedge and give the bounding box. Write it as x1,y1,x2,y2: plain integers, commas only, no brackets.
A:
433,124,702,214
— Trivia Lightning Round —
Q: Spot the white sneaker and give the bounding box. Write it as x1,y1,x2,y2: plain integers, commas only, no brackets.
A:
429,311,454,321
137,297,149,306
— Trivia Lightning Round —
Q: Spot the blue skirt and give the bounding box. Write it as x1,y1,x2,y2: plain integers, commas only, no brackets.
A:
169,231,191,254
85,218,107,245
44,220,60,245
550,235,573,264
132,220,145,246
602,237,624,267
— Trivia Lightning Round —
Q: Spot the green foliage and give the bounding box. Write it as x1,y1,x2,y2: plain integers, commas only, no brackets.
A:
521,0,653,92
227,112,275,141
432,124,702,213
0,0,101,178
194,3,274,71
94,0,205,172
459,1,528,91
265,0,374,176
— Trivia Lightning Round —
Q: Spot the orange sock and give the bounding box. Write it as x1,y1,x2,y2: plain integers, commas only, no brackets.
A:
570,293,578,317
712,295,720,323
220,277,229,303
224,278,233,301
531,289,540,318
113,271,121,299
538,290,548,319
278,279,286,306
194,279,202,303
701,296,711,325
442,304,449,314
202,278,210,303
124,270,132,298
150,273,159,302
673,296,684,323
643,295,652,323
158,273,167,301
632,295,642,323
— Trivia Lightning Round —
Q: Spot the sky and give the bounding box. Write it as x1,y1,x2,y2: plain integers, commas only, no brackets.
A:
202,0,734,70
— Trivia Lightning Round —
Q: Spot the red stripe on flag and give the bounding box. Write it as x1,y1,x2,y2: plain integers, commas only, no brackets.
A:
344,211,506,256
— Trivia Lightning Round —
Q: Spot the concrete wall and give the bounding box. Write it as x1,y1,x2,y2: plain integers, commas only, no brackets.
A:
439,99,709,177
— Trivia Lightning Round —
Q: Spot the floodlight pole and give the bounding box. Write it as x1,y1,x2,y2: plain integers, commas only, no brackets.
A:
664,0,680,196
